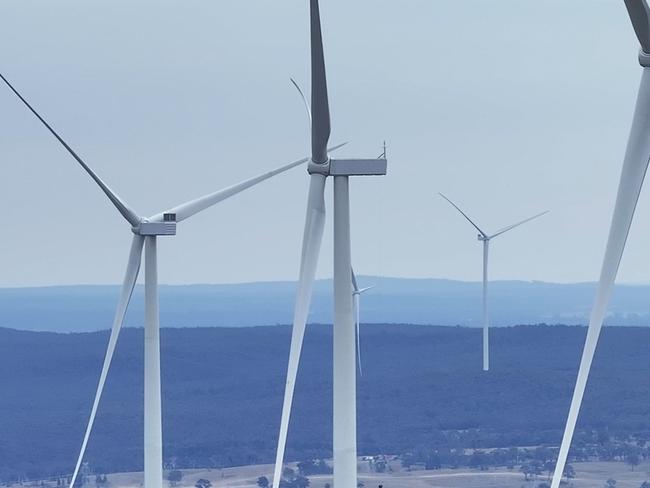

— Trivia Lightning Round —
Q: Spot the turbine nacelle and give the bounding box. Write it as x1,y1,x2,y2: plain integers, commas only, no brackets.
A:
307,158,388,177
131,213,177,236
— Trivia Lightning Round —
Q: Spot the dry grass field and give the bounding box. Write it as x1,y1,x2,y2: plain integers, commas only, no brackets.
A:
30,461,650,488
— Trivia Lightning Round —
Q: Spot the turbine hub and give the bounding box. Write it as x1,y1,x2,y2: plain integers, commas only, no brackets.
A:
307,158,331,175
639,48,650,66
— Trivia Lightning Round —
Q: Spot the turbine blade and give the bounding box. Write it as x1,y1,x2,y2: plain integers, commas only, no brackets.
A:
550,69,650,488
310,0,331,163
438,193,487,237
290,78,312,125
68,235,145,488
351,268,362,375
272,174,327,488
625,0,650,53
151,157,307,222
489,210,549,239
355,293,362,377
357,286,374,294
150,144,345,223
0,73,140,227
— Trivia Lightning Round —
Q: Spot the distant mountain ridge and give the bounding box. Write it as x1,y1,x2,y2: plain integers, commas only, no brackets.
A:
2,276,650,332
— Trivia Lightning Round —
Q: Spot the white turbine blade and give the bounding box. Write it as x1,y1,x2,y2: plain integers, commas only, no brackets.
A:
68,235,144,488
149,144,346,223
150,157,306,222
438,193,487,238
272,174,327,488
356,286,374,294
290,78,312,125
0,73,141,227
351,269,362,375
354,293,362,376
488,210,549,239
351,268,359,292
550,68,650,488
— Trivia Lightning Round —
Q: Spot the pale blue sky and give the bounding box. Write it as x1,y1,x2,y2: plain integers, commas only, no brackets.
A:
1,0,648,286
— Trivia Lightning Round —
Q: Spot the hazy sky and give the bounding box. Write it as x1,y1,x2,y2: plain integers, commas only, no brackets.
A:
1,0,649,286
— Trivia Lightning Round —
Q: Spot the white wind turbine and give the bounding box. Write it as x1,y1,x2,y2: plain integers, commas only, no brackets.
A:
288,79,373,378
439,193,548,371
0,72,342,488
271,2,387,488
352,270,373,377
550,2,650,486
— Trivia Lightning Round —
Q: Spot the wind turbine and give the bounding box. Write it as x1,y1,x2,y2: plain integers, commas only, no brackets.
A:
0,72,342,488
439,193,548,371
550,2,650,486
352,270,373,376
271,2,387,488
288,79,373,378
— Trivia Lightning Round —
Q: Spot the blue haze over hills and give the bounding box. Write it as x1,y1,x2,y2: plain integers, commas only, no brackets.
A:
1,277,650,332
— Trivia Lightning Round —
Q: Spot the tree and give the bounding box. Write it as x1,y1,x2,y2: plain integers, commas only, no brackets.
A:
357,482,365,488
167,471,183,487
521,461,543,481
627,452,641,471
297,460,331,476
256,477,269,488
640,482,650,488
293,477,309,488
521,464,533,481
543,462,554,481
606,479,617,488
401,453,416,470
195,479,212,488
425,454,441,470
564,464,575,481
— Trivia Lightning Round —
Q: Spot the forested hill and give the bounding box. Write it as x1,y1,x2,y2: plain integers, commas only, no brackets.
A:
2,324,650,481
3,277,650,332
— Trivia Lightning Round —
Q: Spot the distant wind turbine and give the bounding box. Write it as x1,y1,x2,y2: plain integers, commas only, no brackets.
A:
439,193,548,371
352,270,373,376
550,1,650,486
0,72,342,488
271,2,388,488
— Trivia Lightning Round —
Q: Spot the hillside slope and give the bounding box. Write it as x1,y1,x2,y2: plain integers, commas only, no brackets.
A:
2,324,650,481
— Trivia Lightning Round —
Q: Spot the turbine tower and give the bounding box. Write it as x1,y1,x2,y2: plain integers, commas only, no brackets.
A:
550,2,650,486
439,193,547,371
0,72,339,488
271,2,387,488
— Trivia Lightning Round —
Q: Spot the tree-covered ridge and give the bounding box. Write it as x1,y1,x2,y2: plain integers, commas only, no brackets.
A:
1,324,650,481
